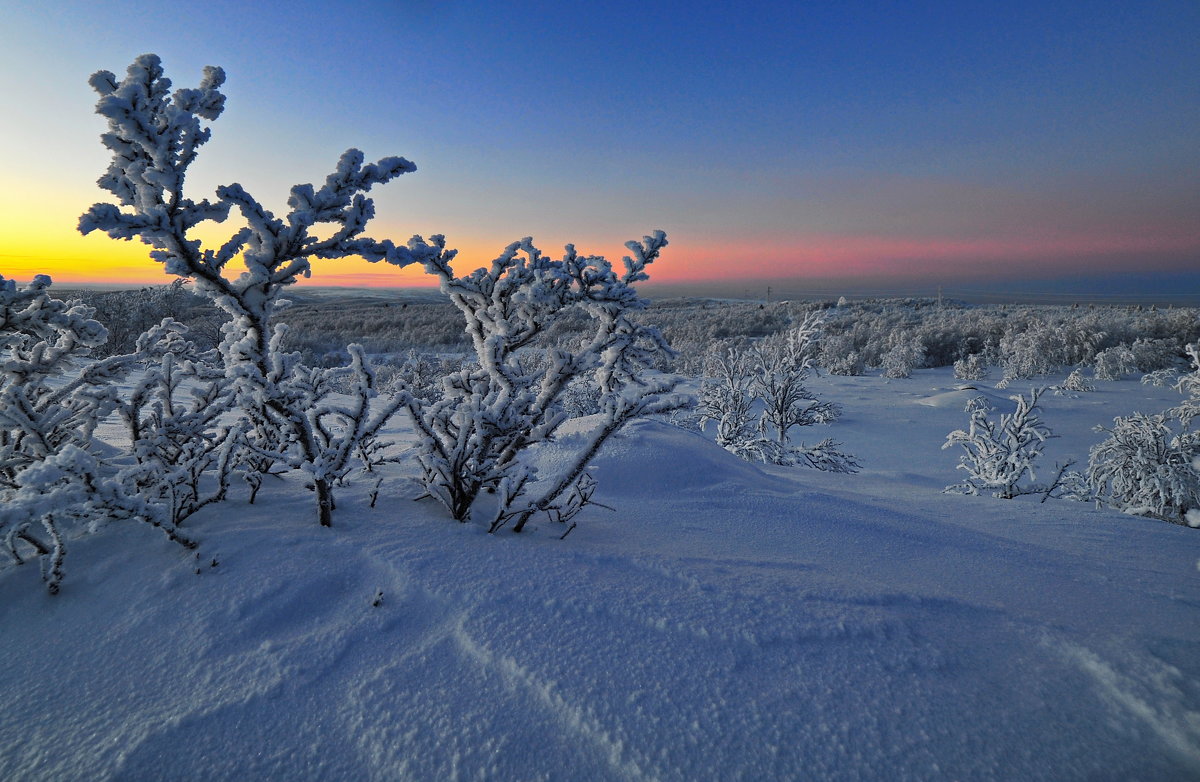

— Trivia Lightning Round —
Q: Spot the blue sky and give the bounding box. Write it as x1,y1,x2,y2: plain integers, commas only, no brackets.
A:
1,0,1196,292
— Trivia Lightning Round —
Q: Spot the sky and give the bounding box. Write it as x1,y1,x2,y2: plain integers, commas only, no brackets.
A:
0,0,1197,296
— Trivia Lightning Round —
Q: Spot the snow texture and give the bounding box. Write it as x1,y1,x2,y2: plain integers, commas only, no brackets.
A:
2,368,1198,781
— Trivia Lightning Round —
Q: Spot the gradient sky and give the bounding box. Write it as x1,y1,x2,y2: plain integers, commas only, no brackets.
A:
1,0,1197,293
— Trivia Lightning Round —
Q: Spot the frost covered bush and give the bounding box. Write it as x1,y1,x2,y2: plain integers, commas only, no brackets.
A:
1088,344,1200,525
697,319,857,472
880,333,925,379
820,334,865,376
697,345,756,449
559,372,606,418
80,54,415,526
944,388,1083,500
1055,367,1095,394
400,232,685,532
115,319,240,525
750,315,842,442
999,323,1062,380
1093,345,1138,381
1088,413,1199,525
375,350,463,403
0,275,195,593
1130,337,1181,373
953,353,990,381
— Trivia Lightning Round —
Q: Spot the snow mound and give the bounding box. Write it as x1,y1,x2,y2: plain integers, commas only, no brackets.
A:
915,385,1015,411
541,418,796,499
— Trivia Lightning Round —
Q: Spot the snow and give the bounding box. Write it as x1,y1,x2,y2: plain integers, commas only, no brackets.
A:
2,368,1199,780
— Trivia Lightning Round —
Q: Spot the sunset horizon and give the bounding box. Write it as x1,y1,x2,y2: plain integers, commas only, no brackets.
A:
2,1,1195,297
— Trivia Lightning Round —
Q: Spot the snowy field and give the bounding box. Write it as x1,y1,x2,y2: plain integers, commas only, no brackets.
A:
2,368,1199,780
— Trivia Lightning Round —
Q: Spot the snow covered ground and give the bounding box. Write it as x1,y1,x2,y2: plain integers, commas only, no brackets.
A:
3,368,1198,780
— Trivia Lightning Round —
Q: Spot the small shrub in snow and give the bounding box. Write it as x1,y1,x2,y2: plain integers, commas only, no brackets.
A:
1087,413,1199,524
1130,337,1180,373
964,395,995,415
115,319,239,528
80,54,414,526
1175,344,1200,427
821,335,864,376
1088,344,1200,524
1055,367,1095,394
697,321,857,472
750,315,842,441
1093,345,1138,381
944,388,1082,500
559,371,606,418
1142,368,1179,388
954,353,990,381
1000,324,1061,380
375,350,452,403
697,346,757,449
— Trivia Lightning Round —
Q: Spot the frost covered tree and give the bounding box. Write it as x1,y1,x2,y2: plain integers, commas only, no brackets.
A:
0,275,194,593
397,232,684,532
1055,367,1095,394
943,388,1083,500
880,333,926,379
1088,344,1200,525
697,346,757,449
79,54,419,526
749,315,842,442
696,320,857,472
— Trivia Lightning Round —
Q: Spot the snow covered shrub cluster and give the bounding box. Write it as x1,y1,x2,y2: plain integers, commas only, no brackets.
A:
600,296,1198,383
821,337,866,376
880,332,926,379
1088,344,1200,525
397,232,685,532
696,317,858,472
943,388,1085,501
999,323,1064,381
113,319,239,527
73,53,687,543
0,276,196,592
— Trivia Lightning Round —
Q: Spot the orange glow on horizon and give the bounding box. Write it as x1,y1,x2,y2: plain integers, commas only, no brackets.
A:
4,188,1197,290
